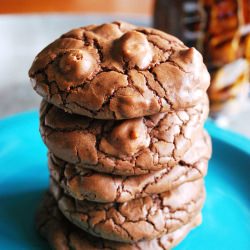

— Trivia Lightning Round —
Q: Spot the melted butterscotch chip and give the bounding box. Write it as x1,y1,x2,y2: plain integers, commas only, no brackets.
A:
99,118,150,157
59,50,98,80
119,31,153,69
129,130,139,139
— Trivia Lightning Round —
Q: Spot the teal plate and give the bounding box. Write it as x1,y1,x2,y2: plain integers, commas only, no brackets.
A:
0,111,249,250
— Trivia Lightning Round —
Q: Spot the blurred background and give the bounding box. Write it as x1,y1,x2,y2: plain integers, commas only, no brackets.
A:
0,0,249,137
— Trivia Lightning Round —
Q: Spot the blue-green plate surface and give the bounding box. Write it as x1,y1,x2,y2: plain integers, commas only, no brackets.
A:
0,111,249,249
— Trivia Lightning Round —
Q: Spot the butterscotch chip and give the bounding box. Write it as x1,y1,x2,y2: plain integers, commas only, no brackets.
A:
29,21,210,119
50,179,205,243
40,96,209,176
36,192,202,250
48,130,211,203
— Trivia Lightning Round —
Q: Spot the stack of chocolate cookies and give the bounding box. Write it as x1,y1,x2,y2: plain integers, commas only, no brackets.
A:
29,21,211,250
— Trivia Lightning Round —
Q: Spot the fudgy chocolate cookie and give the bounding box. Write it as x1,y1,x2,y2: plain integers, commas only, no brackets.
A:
50,178,205,243
48,130,211,203
40,96,208,176
37,192,202,250
29,21,210,119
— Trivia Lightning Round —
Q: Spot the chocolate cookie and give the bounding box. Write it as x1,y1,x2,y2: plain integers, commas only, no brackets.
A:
50,178,205,243
37,192,202,250
29,21,210,119
48,130,211,203
40,96,208,176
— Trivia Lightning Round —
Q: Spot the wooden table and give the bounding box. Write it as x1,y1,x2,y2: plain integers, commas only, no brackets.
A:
0,0,153,15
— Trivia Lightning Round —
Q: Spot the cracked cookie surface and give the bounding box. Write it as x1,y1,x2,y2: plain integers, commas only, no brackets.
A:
50,179,205,243
40,95,208,176
36,192,202,250
48,130,211,203
29,21,210,119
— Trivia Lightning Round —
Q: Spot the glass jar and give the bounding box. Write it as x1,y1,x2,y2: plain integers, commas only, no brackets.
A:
154,0,250,119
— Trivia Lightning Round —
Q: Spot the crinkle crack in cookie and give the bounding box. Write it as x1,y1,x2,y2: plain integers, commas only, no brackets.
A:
50,179,205,243
29,21,210,119
36,193,202,250
40,96,209,176
48,130,211,203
